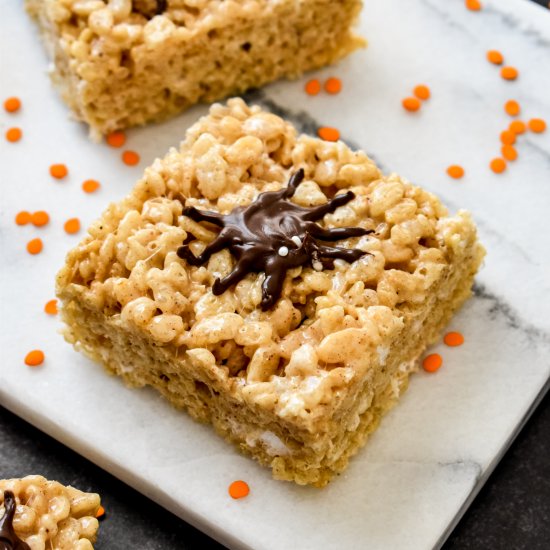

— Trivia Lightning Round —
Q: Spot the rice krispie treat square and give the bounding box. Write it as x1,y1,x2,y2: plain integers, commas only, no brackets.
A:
57,98,484,486
0,476,100,549
25,0,364,138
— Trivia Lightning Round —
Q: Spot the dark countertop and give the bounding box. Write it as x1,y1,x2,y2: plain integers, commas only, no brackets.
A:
1,1,549,548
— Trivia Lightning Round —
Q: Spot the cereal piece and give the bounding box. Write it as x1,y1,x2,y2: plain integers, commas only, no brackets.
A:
31,211,50,227
50,164,68,179
509,120,526,135
82,179,101,193
504,100,520,116
446,165,465,179
27,238,43,255
528,118,547,133
228,480,250,499
4,97,21,113
106,131,126,148
324,77,342,95
501,145,518,162
64,218,81,235
490,158,507,174
0,476,100,548
317,127,340,141
402,97,421,112
26,1,365,137
444,332,464,347
24,350,45,366
305,79,321,96
56,99,484,487
413,84,430,100
6,127,22,142
486,50,503,65
15,211,31,226
500,130,516,145
465,0,482,11
122,151,140,166
423,353,443,372
500,66,519,81
45,299,58,315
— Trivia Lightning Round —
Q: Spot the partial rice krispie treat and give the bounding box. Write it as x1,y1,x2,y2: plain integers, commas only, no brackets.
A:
25,0,364,138
0,476,100,549
57,98,485,487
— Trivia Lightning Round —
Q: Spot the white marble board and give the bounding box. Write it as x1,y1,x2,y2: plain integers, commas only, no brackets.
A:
1,0,550,548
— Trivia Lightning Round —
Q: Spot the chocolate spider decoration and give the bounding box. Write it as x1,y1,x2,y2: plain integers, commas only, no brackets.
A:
177,169,373,310
0,491,30,550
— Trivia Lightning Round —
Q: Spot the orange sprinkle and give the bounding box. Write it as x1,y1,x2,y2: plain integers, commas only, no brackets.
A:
82,179,101,193
528,118,547,133
15,211,31,226
402,97,421,112
228,480,250,499
486,50,504,65
504,100,520,116
317,127,340,142
96,505,105,519
6,127,22,142
500,130,516,145
50,164,68,179
500,66,519,81
324,77,342,95
106,131,126,148
27,238,43,255
4,97,21,113
509,120,526,135
31,211,50,227
25,350,45,367
64,218,81,235
465,0,482,11
490,158,507,174
444,332,465,347
122,150,140,166
446,165,465,179
44,299,58,315
305,79,321,96
423,353,443,373
413,84,431,101
501,145,518,162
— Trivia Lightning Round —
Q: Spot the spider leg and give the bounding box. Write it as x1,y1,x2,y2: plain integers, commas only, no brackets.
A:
182,206,225,227
177,232,229,266
317,244,368,264
260,256,287,311
212,257,253,295
308,224,373,241
303,191,356,221
282,168,305,199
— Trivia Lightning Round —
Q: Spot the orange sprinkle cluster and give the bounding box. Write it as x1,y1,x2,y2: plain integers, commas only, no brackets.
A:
122,150,140,166
444,332,465,347
50,163,68,179
96,506,106,520
402,84,430,112
324,77,342,95
446,165,465,180
106,131,126,148
4,97,21,113
317,127,340,142
25,350,44,367
6,127,22,142
228,480,250,499
305,79,321,96
64,218,81,235
27,238,43,255
423,353,443,373
504,100,520,116
465,0,482,11
15,211,31,226
82,179,101,193
44,299,58,315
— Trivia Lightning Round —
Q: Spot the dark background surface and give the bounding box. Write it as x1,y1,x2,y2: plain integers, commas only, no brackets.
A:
2,1,550,549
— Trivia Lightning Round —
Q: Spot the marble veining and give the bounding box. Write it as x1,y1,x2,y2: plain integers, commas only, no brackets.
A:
0,1,549,549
